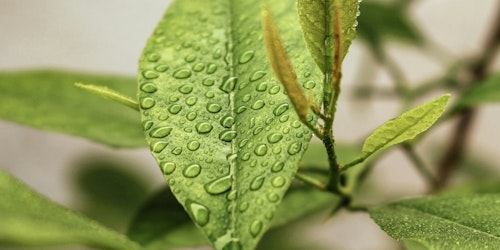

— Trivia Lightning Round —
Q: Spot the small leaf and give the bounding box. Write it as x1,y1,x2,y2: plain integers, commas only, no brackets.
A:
370,194,500,249
0,69,144,147
453,71,500,110
297,0,360,73
0,168,143,250
346,94,450,168
137,0,322,249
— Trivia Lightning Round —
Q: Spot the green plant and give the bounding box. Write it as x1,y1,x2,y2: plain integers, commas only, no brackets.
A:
1,0,499,249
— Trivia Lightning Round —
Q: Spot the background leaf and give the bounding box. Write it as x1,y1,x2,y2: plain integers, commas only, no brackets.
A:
297,0,360,73
370,194,500,249
453,71,500,110
0,69,144,147
137,0,322,249
0,168,143,250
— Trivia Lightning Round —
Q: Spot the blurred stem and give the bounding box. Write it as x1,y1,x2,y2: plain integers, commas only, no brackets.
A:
436,6,500,189
401,143,438,189
295,172,327,191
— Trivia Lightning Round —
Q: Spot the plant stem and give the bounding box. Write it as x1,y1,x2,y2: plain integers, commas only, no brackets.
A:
436,6,500,189
401,143,438,189
295,172,328,191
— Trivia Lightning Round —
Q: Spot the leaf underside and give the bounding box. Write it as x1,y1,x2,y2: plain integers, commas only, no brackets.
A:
0,168,143,250
370,194,500,249
137,1,322,249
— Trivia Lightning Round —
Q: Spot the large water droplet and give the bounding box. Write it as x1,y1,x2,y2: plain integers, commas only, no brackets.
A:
267,193,280,202
251,100,265,110
178,84,193,94
204,175,232,195
219,130,237,142
273,103,289,116
151,141,168,153
249,220,263,237
192,62,205,72
249,71,266,81
207,103,222,113
171,147,182,155
147,53,160,62
206,63,217,74
220,115,235,128
186,111,197,121
238,50,255,64
267,133,283,143
254,144,268,156
196,122,213,134
149,127,173,138
142,70,159,79
221,77,238,93
271,161,284,172
187,140,201,151
186,200,210,226
161,162,176,174
168,104,182,114
250,176,265,190
272,176,286,187
203,77,215,86
173,69,192,79
183,164,201,178
140,97,156,109
142,120,154,130
256,81,268,92
185,96,198,106
140,83,157,93
287,142,302,155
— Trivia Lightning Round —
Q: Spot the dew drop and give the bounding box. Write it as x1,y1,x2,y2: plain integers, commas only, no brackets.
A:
173,69,192,79
279,114,289,122
171,147,182,155
186,111,197,121
151,141,168,153
168,104,182,114
142,120,153,130
207,103,222,113
161,162,176,174
267,193,280,202
196,122,213,134
269,85,280,94
192,62,205,72
238,50,255,64
249,220,263,237
273,103,289,116
140,83,158,93
219,130,237,142
254,144,268,156
202,77,215,86
187,140,201,151
221,77,238,93
272,176,286,187
178,84,193,94
149,127,173,138
183,164,201,178
186,200,210,226
227,190,237,201
242,94,251,102
142,70,159,79
287,142,302,155
154,64,169,72
185,96,198,106
267,133,283,143
251,100,265,110
271,161,285,172
253,126,263,135
239,201,249,212
256,81,268,92
140,97,156,109
236,105,247,114
184,54,197,63
241,153,251,161
250,176,265,190
147,53,160,62
249,71,266,81
206,63,217,74
220,115,235,128
213,48,222,59
204,175,232,195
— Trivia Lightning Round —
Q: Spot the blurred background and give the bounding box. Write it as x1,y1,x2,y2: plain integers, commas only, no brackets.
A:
0,0,499,249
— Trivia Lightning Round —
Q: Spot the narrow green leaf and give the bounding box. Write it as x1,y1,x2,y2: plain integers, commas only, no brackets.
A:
137,1,322,249
297,0,359,73
453,71,500,109
346,94,450,168
0,69,144,147
370,194,500,249
75,82,139,111
0,168,143,250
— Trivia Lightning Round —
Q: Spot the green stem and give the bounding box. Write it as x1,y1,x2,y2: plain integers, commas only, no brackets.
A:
295,173,328,191
401,143,438,189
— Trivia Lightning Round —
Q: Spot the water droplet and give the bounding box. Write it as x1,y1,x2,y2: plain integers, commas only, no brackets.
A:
205,91,215,98
239,201,249,212
171,147,182,155
279,114,289,122
238,50,255,64
273,103,289,116
173,68,192,79
219,130,237,142
250,176,265,190
241,153,251,161
161,162,176,174
303,80,316,89
251,100,265,110
203,77,215,86
242,94,251,102
149,127,173,138
287,142,302,155
206,63,217,74
204,175,232,195
271,161,284,172
196,122,213,134
272,176,286,187
220,115,235,128
186,200,210,226
249,220,263,237
140,83,157,93
140,97,156,109
185,96,198,106
187,140,200,151
291,120,301,128
183,164,201,178
227,190,237,200
178,84,193,94
170,96,179,102
267,133,283,143
253,126,263,135
256,81,268,92
151,141,168,153
147,53,160,62
142,120,153,130
154,64,169,72
184,54,197,63
236,105,247,114
142,70,159,79
186,111,197,121
249,71,266,81
213,48,222,59
192,62,205,72
207,103,222,113
267,193,280,202
269,85,280,94
221,77,238,93
168,104,182,114
254,144,268,156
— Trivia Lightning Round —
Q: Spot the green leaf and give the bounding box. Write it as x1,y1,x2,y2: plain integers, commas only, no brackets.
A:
453,71,500,110
137,1,322,249
0,168,143,250
370,194,500,249
357,1,423,51
297,0,359,73
345,94,450,168
0,69,144,147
